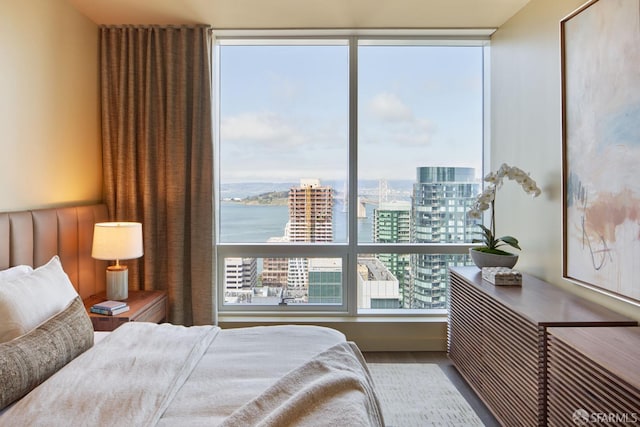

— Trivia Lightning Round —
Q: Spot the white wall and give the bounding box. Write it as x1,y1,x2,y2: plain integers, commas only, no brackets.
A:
0,0,102,211
491,0,640,320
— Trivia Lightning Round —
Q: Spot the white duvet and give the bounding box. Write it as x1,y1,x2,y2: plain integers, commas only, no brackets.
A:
1,323,383,427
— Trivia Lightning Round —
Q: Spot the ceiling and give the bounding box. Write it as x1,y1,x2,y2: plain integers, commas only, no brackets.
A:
65,0,531,29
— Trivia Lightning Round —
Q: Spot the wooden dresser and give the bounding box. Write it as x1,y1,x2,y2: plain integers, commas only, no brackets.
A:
546,326,640,426
448,267,636,426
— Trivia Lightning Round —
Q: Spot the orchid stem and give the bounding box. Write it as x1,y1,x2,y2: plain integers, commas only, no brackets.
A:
491,199,496,246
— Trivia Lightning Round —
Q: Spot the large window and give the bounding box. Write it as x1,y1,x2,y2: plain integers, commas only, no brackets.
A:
215,33,487,315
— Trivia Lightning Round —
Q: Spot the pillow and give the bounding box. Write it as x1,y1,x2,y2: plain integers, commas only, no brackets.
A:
0,265,33,282
0,296,94,410
0,256,78,343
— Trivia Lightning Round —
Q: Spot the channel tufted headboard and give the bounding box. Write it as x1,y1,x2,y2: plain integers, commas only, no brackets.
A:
0,204,109,299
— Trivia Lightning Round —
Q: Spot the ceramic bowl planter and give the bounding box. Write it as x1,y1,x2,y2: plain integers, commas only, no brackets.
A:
469,248,518,269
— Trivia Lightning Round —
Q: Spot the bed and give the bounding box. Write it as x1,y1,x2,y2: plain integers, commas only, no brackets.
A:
0,204,384,426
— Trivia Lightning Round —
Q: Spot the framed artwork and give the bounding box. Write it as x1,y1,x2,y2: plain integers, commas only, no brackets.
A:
562,0,640,302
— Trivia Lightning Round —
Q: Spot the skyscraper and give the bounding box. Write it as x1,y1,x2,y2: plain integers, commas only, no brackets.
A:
287,178,334,243
259,179,336,302
407,167,479,309
373,201,411,305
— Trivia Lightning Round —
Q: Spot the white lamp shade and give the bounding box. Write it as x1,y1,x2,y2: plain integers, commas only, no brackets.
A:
92,222,143,261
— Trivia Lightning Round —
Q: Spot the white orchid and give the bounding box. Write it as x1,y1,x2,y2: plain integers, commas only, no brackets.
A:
469,163,542,254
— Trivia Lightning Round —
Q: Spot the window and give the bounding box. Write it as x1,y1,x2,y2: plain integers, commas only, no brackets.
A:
215,33,488,315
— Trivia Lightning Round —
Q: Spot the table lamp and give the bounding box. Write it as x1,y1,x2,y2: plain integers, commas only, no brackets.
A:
91,222,143,301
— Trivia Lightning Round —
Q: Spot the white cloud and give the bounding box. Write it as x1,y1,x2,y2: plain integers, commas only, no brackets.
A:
221,112,305,146
220,111,350,182
393,118,435,146
368,92,413,122
362,91,436,147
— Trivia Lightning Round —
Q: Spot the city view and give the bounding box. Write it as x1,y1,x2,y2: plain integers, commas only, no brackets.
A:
217,40,485,311
220,167,481,309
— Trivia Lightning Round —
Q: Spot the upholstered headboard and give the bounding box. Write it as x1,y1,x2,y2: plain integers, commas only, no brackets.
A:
0,204,109,299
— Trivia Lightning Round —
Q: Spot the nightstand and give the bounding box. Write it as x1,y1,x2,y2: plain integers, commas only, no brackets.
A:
83,290,168,331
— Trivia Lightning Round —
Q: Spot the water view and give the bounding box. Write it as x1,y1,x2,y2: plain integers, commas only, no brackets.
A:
219,200,375,244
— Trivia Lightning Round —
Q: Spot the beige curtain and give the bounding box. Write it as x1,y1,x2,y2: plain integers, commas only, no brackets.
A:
100,25,214,326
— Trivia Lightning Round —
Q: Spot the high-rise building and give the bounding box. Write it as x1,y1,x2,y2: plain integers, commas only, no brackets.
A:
224,257,257,303
408,167,479,309
287,178,334,243
308,258,342,304
224,257,257,290
261,179,335,302
262,236,289,288
357,257,401,309
374,201,411,243
373,201,411,305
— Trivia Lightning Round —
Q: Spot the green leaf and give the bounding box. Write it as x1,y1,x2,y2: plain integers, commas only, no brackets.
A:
477,224,492,235
498,235,521,250
473,223,498,248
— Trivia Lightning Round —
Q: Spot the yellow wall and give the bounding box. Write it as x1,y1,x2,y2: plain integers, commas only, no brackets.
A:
491,0,640,320
0,0,101,211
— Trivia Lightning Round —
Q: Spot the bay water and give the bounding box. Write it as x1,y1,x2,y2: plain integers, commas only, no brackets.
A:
219,201,374,243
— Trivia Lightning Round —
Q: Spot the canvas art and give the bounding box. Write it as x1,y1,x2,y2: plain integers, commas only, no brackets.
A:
562,0,640,301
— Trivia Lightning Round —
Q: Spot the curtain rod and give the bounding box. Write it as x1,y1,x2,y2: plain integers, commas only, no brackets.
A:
100,24,211,29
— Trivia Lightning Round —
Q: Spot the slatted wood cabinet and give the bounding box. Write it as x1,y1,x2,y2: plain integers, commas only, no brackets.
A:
546,327,640,426
448,267,636,426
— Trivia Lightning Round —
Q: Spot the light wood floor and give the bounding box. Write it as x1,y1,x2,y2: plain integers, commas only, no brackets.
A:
362,351,500,426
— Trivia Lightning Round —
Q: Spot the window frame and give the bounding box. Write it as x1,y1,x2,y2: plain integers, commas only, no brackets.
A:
213,30,491,317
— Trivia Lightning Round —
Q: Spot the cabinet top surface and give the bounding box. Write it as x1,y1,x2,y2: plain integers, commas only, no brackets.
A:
547,326,640,387
450,266,637,327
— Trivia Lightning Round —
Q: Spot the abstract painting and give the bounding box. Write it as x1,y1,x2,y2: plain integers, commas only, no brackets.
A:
562,0,640,302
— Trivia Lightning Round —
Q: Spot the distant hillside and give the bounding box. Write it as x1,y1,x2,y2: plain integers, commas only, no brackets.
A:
220,182,296,199
240,191,289,205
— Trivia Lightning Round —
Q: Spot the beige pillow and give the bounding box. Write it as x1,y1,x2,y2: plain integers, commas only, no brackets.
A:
0,256,78,343
0,297,94,409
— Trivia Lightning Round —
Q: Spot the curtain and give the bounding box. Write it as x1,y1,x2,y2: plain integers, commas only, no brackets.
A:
100,25,214,326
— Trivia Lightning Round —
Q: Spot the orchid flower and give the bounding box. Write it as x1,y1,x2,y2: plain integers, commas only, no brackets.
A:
469,163,542,254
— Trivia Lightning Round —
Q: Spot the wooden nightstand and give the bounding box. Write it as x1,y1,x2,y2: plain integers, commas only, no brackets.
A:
83,290,168,331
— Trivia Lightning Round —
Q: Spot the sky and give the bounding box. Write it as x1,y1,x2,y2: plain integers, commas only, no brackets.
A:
218,41,484,184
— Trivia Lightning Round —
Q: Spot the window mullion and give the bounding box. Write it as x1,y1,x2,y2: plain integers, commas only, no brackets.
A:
347,36,359,317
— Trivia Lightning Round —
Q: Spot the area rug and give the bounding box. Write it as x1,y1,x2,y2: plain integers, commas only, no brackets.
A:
367,363,484,427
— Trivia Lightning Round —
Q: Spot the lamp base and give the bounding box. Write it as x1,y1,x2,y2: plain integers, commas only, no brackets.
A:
106,265,128,301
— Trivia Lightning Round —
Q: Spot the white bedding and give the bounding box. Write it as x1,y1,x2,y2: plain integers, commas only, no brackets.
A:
93,331,110,344
1,323,383,426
